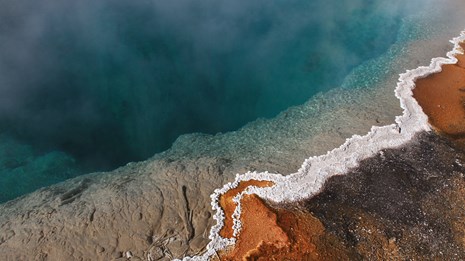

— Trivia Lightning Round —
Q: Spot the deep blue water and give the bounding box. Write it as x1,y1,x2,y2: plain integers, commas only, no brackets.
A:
0,0,420,202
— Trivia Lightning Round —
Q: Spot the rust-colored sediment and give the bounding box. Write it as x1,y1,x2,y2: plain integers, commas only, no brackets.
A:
218,180,273,239
248,206,355,260
413,43,465,144
219,194,355,260
220,194,290,260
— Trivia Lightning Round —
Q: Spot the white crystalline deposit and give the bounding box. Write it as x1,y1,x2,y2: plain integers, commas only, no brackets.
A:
180,31,465,261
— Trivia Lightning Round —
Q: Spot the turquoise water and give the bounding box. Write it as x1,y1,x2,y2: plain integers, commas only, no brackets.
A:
0,0,425,202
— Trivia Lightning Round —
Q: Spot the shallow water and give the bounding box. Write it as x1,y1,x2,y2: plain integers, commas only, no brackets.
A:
0,0,445,202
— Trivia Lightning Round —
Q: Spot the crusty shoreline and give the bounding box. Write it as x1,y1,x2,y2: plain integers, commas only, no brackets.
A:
185,32,465,260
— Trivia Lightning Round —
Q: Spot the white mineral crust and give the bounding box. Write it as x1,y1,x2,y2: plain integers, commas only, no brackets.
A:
180,30,465,261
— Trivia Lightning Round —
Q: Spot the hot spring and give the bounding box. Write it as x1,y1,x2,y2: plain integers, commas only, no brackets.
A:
0,0,428,202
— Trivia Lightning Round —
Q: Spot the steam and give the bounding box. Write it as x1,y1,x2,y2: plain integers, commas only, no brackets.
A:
0,0,443,171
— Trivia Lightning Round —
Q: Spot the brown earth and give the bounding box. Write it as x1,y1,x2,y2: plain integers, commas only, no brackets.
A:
218,180,274,239
219,193,357,261
413,43,465,145
219,194,289,260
